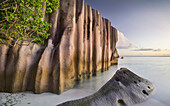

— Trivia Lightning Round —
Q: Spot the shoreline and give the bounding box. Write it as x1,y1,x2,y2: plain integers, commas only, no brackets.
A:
0,66,118,106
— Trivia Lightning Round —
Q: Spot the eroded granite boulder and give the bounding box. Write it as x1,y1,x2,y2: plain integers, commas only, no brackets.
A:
58,68,154,106
0,0,120,94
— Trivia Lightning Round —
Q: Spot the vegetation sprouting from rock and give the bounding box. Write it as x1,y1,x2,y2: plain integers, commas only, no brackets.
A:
0,0,60,46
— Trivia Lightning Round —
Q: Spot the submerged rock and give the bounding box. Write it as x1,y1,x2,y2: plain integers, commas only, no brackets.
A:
58,68,154,106
121,56,124,59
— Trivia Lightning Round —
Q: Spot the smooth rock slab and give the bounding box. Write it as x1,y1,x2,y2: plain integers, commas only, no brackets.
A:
58,68,154,106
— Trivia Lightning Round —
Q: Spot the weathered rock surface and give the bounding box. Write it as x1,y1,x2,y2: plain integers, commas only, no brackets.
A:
58,68,154,106
0,0,119,94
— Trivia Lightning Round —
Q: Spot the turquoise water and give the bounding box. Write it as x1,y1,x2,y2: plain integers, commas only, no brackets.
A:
118,57,170,106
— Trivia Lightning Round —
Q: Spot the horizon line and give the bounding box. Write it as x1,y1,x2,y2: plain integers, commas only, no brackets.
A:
120,55,170,57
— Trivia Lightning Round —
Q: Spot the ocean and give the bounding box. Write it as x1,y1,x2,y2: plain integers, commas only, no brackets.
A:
70,57,170,106
0,57,170,106
121,57,170,106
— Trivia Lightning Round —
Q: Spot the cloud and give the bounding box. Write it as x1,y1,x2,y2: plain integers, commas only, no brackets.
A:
164,49,170,51
116,31,135,49
132,48,162,52
153,49,161,51
115,31,166,53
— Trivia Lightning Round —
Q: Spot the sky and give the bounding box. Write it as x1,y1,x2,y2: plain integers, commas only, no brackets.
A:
84,0,170,56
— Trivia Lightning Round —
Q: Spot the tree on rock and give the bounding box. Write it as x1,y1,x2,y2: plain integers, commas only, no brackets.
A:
0,0,60,46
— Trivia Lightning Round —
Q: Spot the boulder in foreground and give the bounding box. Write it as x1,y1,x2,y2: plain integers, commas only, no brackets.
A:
58,68,154,106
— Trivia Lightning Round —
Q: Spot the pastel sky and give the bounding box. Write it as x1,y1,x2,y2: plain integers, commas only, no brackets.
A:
84,0,170,56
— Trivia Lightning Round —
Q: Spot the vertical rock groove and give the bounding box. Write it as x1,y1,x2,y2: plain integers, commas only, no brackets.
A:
0,0,120,94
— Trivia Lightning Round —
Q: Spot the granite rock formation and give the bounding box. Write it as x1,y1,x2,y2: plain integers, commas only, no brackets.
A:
58,68,154,106
0,0,119,94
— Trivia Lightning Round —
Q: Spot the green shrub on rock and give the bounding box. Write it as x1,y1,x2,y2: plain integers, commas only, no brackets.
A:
0,0,60,46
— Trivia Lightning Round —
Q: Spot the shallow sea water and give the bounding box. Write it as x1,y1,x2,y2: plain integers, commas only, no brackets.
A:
0,57,170,106
123,57,170,106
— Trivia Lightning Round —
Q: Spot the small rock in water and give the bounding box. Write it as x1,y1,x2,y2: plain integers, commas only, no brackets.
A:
58,68,154,106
